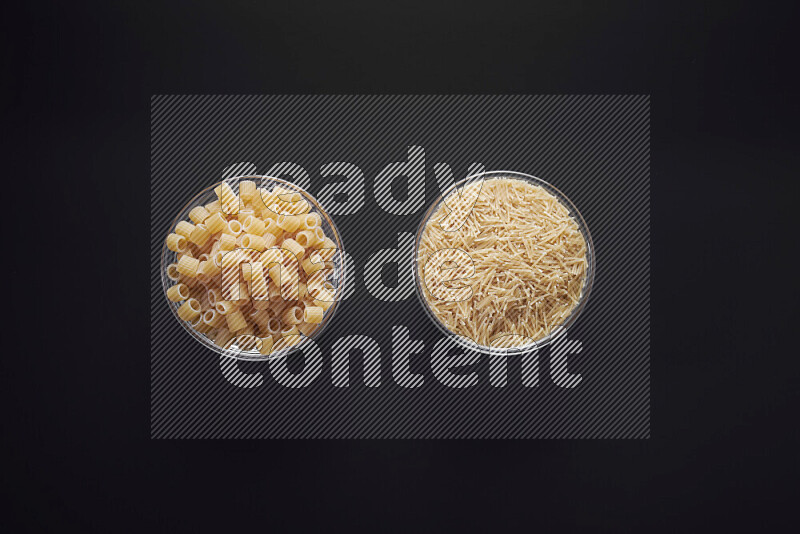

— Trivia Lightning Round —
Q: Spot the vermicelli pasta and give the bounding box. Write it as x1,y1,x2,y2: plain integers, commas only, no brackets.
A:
417,177,588,346
164,179,342,354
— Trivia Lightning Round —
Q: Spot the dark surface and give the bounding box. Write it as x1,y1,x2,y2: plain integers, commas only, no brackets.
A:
6,0,798,531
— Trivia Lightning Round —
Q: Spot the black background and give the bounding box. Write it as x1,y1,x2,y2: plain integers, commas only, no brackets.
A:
6,0,798,532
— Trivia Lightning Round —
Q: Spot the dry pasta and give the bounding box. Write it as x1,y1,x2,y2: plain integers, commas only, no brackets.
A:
164,179,341,354
417,177,588,346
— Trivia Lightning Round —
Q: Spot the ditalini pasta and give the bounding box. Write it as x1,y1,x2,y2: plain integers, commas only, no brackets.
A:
164,179,341,355
417,178,588,346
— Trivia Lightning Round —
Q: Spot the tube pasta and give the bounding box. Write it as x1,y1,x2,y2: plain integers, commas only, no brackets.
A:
166,263,181,281
177,255,200,277
175,221,195,239
204,199,221,214
205,212,227,234
303,306,323,324
225,309,249,332
177,298,202,321
302,213,321,229
223,220,243,236
166,233,187,253
281,305,303,325
189,224,211,247
165,180,340,353
203,309,226,328
167,283,189,302
276,214,301,233
295,230,320,248
215,182,240,215
189,206,211,224
281,238,304,259
259,335,274,355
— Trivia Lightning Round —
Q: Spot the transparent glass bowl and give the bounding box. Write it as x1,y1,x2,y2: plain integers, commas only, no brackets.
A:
159,176,346,361
413,170,595,354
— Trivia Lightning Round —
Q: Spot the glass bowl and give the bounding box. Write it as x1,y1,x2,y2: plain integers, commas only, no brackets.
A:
413,170,595,354
159,175,346,361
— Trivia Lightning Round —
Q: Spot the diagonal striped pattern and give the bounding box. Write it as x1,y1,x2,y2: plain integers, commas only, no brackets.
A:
151,95,650,439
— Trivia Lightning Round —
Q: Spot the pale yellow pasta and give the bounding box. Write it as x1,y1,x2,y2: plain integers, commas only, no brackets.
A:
188,224,211,247
175,221,195,239
215,182,240,215
276,214,301,233
303,306,323,324
189,206,211,224
250,310,272,331
240,233,267,252
312,288,335,310
180,274,199,288
242,215,266,235
263,251,300,301
225,309,249,332
249,261,268,301
263,218,282,236
295,230,321,248
167,283,189,302
201,259,221,277
204,199,221,214
166,233,187,253
262,233,277,249
205,212,227,234
259,188,278,209
177,255,200,277
223,219,242,236
239,180,257,202
314,237,337,260
301,213,322,229
281,238,304,259
279,198,309,215
235,333,260,351
218,233,236,251
167,179,342,353
261,203,281,220
177,298,202,321
238,208,255,223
